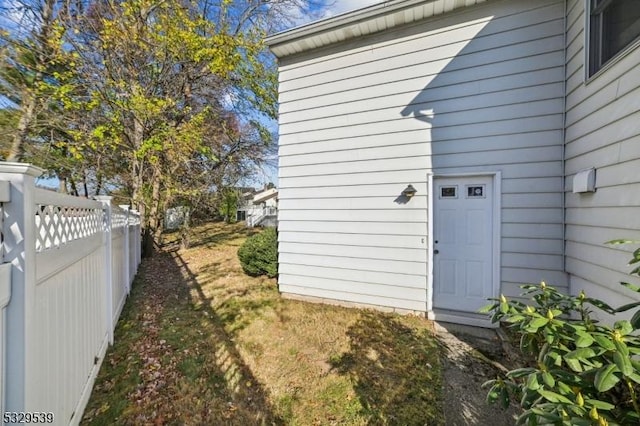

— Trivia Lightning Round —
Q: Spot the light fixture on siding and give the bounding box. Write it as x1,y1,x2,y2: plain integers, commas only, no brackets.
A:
402,184,417,198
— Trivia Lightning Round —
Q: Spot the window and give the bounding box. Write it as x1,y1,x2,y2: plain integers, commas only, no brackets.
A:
466,185,485,199
589,0,640,76
440,186,457,198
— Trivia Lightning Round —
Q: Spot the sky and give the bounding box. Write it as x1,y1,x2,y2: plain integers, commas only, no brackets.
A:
0,0,384,35
315,0,383,20
278,0,383,31
0,0,385,187
0,0,30,36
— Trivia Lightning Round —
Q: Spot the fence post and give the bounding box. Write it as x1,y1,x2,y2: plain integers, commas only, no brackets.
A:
119,205,131,294
0,163,43,418
95,196,114,345
0,180,10,422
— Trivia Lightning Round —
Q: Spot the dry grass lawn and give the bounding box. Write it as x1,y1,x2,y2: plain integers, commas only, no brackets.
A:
82,222,444,425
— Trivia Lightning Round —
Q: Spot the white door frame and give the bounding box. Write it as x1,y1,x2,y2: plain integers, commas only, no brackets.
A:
426,171,502,326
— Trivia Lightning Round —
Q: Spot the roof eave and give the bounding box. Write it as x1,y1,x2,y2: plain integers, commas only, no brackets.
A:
265,0,422,45
265,0,486,58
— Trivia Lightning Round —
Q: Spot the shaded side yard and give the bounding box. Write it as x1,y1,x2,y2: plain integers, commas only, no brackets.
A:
81,222,445,425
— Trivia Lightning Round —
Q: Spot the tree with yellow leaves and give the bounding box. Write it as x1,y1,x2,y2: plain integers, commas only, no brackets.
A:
2,0,317,255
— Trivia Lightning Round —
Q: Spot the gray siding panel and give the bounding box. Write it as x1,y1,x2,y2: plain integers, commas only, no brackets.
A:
279,264,426,288
502,238,564,255
277,209,427,223
278,282,427,311
276,0,566,312
279,241,427,262
564,0,640,304
278,252,427,274
277,231,421,248
279,68,565,118
277,220,429,235
595,158,640,188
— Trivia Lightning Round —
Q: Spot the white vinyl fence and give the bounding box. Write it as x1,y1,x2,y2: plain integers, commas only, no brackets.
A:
0,163,141,425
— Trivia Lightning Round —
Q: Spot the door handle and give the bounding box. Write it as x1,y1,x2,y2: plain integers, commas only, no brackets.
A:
434,249,439,254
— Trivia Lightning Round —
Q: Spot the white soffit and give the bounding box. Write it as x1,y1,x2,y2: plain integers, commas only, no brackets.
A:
266,0,487,58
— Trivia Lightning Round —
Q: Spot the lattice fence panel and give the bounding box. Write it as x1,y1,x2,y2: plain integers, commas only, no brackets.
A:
128,213,141,227
111,208,128,230
35,205,103,251
0,201,3,260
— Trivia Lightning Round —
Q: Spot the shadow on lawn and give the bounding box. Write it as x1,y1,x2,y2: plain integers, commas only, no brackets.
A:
82,234,282,425
330,311,443,425
184,256,279,337
166,248,284,425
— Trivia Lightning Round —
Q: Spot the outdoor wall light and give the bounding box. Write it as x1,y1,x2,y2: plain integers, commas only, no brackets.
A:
402,184,417,198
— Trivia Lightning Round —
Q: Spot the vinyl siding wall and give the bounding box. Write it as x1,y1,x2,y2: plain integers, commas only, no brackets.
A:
276,0,567,312
564,0,640,312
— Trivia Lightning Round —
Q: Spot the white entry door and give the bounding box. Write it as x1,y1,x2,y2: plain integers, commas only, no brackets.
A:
433,176,495,313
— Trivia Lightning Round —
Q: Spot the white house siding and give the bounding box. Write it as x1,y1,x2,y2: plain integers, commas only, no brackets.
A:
564,0,640,312
276,0,567,313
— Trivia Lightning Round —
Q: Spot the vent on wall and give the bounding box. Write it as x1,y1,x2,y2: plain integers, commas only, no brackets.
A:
573,168,596,193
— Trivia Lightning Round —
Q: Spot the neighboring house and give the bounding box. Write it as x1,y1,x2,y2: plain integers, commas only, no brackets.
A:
265,0,640,326
247,187,278,227
165,205,188,230
236,188,257,222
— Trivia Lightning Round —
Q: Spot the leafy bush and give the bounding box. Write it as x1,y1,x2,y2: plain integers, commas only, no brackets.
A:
238,228,277,278
482,240,640,425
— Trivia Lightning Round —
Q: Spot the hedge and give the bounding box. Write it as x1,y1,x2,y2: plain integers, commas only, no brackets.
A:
237,228,277,278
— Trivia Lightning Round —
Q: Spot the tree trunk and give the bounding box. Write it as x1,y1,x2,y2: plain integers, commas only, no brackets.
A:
130,118,144,205
180,207,191,250
69,176,78,196
82,171,89,197
59,175,68,193
142,228,154,259
131,156,144,220
95,172,103,196
130,119,152,256
7,95,36,162
7,0,55,162
150,172,163,248
142,169,162,257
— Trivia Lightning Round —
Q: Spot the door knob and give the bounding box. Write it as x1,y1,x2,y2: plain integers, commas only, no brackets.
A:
434,249,439,254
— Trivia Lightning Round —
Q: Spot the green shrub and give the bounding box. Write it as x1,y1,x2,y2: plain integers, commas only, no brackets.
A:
238,228,277,278
482,240,640,425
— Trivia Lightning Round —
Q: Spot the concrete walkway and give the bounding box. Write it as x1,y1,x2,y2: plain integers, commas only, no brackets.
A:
435,322,521,425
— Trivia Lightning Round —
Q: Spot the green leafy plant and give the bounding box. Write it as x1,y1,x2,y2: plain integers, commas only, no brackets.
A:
218,189,240,224
237,228,277,278
482,240,640,425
